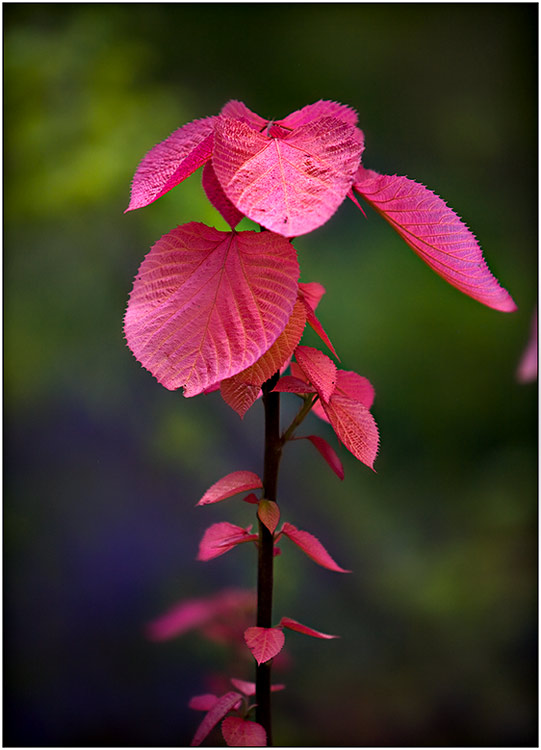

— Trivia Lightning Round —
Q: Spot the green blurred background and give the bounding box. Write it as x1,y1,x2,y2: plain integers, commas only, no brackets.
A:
4,3,537,746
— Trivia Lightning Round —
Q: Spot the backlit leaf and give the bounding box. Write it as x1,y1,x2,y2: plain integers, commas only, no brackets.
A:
353,167,517,313
197,471,262,506
298,435,345,480
322,393,379,470
220,379,261,419
213,116,363,237
294,345,337,403
202,161,244,229
126,116,215,212
197,523,258,562
190,691,242,747
257,500,280,534
279,617,338,639
281,522,350,572
222,717,267,747
244,626,285,665
124,223,299,397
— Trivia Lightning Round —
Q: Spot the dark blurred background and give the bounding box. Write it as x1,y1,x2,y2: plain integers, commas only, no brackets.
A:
4,3,537,746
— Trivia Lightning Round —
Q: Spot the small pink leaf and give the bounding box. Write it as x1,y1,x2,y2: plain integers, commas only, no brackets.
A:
353,167,517,313
299,435,345,480
281,522,350,572
213,116,363,237
322,393,379,470
222,717,267,747
257,500,280,534
126,116,215,212
229,678,285,696
190,691,243,747
124,223,299,397
220,379,261,419
197,471,262,506
244,626,285,665
189,694,219,712
242,492,259,505
279,616,339,639
272,375,316,395
294,345,337,403
197,523,258,562
279,100,359,129
202,161,244,229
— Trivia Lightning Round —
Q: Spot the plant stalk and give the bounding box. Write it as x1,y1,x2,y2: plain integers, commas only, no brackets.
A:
256,372,282,745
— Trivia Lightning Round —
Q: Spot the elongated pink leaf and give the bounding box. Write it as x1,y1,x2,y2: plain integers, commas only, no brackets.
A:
220,100,267,131
202,161,244,229
124,223,299,397
279,100,359,129
353,167,517,312
323,393,379,470
220,379,261,419
244,626,285,665
298,282,338,357
191,691,242,747
222,717,267,747
272,375,316,395
189,694,219,712
281,522,350,572
197,523,257,562
257,500,280,534
126,117,215,212
294,345,337,403
299,435,345,480
197,471,262,506
213,116,363,237
279,617,338,639
230,678,285,696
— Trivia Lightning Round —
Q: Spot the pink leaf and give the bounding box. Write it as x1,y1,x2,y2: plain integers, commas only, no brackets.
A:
294,345,337,403
242,492,259,505
189,694,219,712
244,626,285,665
202,161,244,229
220,379,261,419
257,500,280,534
298,281,326,311
353,167,517,313
517,308,537,383
311,369,375,424
272,375,316,395
322,393,379,470
281,522,350,572
279,100,359,129
298,282,338,357
197,523,258,562
279,617,339,639
220,100,267,131
222,717,267,747
126,117,215,212
190,691,243,746
229,678,285,696
212,116,363,237
197,471,262,506
124,223,300,397
299,435,345,480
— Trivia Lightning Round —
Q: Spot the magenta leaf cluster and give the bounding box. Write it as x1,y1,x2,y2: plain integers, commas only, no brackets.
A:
124,99,516,746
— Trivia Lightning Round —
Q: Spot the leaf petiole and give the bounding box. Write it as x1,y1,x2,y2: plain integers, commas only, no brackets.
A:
281,394,319,444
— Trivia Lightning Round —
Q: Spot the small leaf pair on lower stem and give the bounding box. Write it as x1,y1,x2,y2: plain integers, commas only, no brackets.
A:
245,617,339,666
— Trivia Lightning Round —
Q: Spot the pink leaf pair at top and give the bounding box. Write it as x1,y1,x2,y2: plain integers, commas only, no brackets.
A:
245,618,338,665
280,522,350,573
197,522,258,562
124,223,299,397
352,166,517,313
127,100,363,237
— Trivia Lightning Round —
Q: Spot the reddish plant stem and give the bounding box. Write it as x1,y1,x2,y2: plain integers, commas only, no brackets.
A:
256,372,282,744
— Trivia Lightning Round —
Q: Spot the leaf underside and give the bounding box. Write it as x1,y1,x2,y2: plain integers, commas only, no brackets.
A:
197,522,257,561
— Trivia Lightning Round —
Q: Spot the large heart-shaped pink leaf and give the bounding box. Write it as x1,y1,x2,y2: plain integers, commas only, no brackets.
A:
212,116,363,237
322,393,379,470
222,717,267,747
294,346,337,403
197,470,262,506
124,223,300,397
202,161,244,229
353,167,517,312
126,116,215,212
197,523,258,562
190,691,243,747
279,617,338,639
281,522,350,572
244,626,285,665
